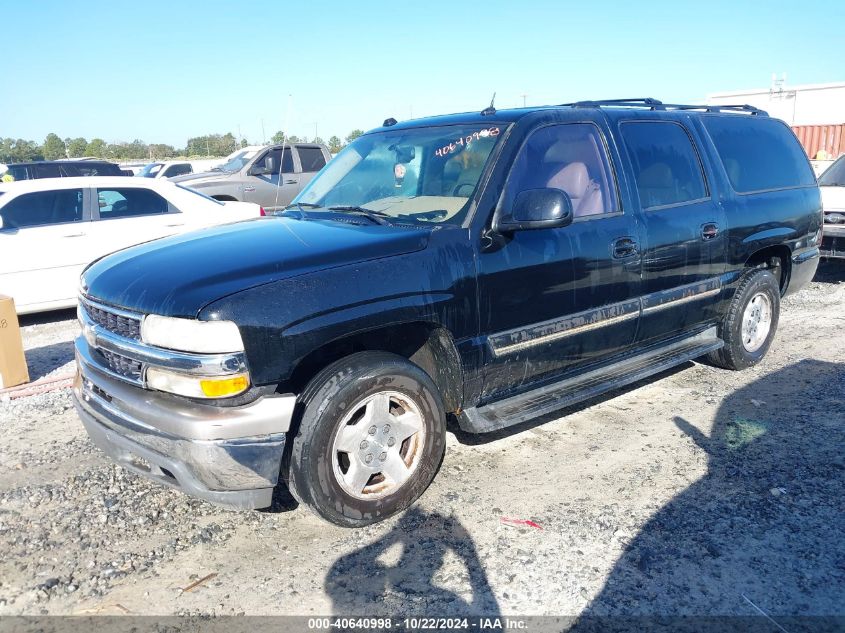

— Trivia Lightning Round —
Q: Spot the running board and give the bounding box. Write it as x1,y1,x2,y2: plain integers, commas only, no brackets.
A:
458,327,723,433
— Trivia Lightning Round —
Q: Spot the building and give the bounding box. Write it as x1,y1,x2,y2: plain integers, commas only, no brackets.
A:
708,79,845,160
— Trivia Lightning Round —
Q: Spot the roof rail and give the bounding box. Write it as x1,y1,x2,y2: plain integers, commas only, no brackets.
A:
560,99,768,116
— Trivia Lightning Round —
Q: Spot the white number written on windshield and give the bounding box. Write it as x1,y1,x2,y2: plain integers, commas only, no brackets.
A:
434,127,500,158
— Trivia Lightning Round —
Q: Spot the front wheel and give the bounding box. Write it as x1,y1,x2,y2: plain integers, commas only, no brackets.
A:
286,352,446,527
708,268,780,370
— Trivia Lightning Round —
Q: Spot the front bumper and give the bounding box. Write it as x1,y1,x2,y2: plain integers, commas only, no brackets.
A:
821,224,845,259
74,338,296,510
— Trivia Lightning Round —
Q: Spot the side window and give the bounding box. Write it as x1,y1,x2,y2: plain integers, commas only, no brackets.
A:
36,163,63,179
6,166,29,181
502,123,619,217
164,164,192,178
621,121,708,209
0,189,84,229
703,116,816,193
297,147,327,172
258,148,294,175
59,165,82,177
96,188,169,219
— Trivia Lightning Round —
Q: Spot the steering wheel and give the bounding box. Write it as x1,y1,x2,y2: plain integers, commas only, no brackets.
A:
452,183,475,197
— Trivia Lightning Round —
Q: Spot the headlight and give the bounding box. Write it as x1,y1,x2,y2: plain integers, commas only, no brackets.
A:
146,368,250,399
141,314,244,353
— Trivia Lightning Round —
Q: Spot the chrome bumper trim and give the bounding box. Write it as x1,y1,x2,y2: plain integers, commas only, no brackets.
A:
73,361,297,510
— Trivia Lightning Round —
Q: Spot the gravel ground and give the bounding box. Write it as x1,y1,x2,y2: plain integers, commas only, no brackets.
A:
0,264,843,620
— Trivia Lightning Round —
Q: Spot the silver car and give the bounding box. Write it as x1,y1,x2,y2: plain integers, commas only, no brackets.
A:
171,143,331,211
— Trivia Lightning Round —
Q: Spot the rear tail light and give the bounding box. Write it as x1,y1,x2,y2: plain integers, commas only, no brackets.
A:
259,207,266,216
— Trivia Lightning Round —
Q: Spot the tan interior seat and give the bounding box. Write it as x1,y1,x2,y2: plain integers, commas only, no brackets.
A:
546,162,604,216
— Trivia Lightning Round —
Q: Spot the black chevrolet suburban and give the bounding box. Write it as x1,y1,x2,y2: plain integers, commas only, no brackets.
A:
73,98,823,526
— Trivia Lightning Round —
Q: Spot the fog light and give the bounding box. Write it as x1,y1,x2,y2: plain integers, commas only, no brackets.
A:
146,368,249,399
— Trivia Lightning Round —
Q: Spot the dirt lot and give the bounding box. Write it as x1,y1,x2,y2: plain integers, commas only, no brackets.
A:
0,264,843,622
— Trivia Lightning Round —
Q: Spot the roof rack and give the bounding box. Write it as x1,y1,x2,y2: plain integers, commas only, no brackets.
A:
560,98,768,116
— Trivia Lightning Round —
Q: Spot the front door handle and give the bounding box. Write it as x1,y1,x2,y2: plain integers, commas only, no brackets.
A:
63,233,86,238
612,237,639,259
284,179,299,185
701,223,720,240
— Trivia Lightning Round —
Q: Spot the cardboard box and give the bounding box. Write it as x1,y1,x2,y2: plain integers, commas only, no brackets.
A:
0,296,29,390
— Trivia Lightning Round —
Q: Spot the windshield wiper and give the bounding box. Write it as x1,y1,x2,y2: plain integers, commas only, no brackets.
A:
285,202,321,209
327,206,394,226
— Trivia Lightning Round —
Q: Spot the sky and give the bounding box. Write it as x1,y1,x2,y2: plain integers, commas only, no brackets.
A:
2,0,844,148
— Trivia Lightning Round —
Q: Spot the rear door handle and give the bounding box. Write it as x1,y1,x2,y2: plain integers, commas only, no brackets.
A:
284,179,299,185
612,237,639,259
701,223,720,240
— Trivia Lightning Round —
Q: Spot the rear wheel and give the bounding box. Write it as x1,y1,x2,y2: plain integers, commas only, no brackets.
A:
286,352,446,527
708,268,780,370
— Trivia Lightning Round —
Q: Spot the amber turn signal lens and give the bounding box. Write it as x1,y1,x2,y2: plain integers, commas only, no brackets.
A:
199,375,249,397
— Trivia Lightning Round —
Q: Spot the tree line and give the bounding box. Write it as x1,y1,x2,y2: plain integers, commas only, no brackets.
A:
1,129,368,164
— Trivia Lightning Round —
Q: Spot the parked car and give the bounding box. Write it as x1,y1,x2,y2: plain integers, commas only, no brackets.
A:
73,99,822,526
171,143,331,211
818,155,845,259
136,160,194,179
0,177,262,314
4,160,127,180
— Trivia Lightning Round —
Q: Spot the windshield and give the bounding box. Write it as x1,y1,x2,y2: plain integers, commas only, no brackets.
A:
136,163,162,178
215,150,259,172
294,124,505,225
818,156,845,186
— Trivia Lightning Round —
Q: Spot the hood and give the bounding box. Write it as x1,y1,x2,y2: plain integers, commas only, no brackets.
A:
170,170,235,185
821,185,845,212
82,218,431,318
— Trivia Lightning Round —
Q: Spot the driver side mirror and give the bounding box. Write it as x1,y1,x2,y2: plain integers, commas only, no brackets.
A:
493,188,574,233
250,155,276,176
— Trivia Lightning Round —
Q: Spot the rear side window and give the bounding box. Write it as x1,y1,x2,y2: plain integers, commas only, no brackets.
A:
96,188,169,219
298,147,327,172
163,163,192,178
0,189,84,228
77,162,121,177
703,116,816,193
622,121,708,209
36,163,63,178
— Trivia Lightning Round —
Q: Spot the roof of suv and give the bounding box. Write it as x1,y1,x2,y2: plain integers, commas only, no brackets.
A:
367,98,769,134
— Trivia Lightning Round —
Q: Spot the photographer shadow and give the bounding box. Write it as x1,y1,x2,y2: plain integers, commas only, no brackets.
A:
572,359,845,630
325,507,499,616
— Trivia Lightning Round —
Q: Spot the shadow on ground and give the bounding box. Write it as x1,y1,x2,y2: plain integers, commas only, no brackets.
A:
18,307,77,327
814,259,845,284
24,341,75,381
571,359,845,631
325,507,499,616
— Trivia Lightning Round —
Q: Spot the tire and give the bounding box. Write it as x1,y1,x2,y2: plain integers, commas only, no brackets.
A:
707,268,780,370
285,351,447,527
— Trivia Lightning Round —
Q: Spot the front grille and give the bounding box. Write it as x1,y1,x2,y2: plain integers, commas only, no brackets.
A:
98,349,144,382
83,301,141,340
